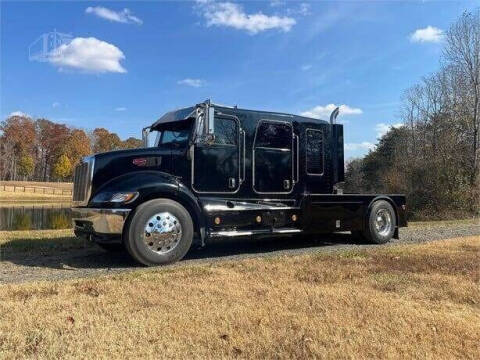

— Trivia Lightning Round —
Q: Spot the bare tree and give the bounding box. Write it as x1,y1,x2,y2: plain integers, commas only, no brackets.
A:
444,10,480,185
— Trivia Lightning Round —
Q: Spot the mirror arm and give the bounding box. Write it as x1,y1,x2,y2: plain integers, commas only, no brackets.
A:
142,126,152,148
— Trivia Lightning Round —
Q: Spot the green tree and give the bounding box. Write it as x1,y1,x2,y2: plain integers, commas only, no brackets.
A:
17,152,34,178
53,154,72,180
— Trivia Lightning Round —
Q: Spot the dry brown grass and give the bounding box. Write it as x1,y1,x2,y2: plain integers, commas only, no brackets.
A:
0,181,72,190
0,229,81,252
0,191,72,201
0,236,479,359
0,181,72,202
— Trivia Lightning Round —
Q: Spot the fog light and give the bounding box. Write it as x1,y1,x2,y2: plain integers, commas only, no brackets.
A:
291,214,297,221
214,217,221,225
256,216,262,223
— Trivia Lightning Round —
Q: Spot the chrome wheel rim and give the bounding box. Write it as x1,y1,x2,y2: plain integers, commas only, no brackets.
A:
143,212,182,255
375,209,392,236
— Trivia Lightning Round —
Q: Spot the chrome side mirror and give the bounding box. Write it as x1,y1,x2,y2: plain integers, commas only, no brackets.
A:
207,105,215,135
194,104,216,146
142,127,151,147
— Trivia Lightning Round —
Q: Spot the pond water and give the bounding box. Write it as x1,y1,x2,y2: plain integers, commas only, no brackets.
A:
0,203,73,231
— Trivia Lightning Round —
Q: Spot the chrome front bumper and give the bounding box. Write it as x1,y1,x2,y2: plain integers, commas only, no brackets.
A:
72,208,131,235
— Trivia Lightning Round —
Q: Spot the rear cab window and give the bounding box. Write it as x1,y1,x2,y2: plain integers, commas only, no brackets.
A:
306,128,324,175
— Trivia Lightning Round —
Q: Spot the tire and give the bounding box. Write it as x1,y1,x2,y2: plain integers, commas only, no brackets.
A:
96,242,124,252
362,200,396,244
124,199,194,266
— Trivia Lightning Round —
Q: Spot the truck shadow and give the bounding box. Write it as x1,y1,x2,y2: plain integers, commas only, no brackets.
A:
185,232,366,260
1,232,367,272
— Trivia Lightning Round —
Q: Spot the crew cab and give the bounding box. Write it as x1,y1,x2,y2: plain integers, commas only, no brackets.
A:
72,100,407,265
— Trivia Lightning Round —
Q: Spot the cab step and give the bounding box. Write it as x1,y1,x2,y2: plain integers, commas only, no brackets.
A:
209,228,302,238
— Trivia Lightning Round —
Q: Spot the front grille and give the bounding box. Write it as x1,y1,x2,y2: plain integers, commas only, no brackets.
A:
72,157,93,205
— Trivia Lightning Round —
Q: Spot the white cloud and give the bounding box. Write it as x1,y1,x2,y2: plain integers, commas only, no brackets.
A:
8,111,31,118
49,37,126,73
344,142,376,152
410,26,444,43
52,102,60,108
298,3,311,16
287,2,311,16
85,6,143,25
177,78,205,87
197,1,296,34
301,104,363,119
115,107,127,111
301,64,312,71
375,122,403,138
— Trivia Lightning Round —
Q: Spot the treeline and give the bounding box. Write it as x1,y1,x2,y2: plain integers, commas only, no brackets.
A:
0,117,142,182
345,11,479,219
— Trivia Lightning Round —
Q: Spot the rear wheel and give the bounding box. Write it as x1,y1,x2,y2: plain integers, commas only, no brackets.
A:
362,200,396,244
124,199,194,266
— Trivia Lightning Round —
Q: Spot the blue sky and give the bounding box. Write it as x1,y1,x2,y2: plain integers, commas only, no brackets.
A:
1,0,478,157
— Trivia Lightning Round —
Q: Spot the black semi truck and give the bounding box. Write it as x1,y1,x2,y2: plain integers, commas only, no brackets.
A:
72,100,407,265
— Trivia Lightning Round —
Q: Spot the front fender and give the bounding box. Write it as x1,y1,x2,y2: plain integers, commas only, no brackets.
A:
88,170,205,241
90,170,179,206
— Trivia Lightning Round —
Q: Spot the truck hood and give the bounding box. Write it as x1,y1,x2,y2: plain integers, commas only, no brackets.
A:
91,147,171,195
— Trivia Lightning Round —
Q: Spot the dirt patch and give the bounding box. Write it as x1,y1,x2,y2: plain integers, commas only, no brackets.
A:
1,223,479,284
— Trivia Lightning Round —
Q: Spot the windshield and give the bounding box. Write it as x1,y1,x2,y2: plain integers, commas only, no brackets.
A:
158,129,190,145
153,119,192,147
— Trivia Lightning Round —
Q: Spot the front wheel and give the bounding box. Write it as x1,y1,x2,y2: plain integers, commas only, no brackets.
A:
124,199,194,266
362,200,396,244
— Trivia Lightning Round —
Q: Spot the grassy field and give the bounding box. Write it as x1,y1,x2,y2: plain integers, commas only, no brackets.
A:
0,234,478,359
0,229,79,252
0,181,72,202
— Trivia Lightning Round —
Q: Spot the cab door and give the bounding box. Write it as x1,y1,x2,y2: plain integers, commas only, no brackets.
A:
253,120,295,194
192,114,241,193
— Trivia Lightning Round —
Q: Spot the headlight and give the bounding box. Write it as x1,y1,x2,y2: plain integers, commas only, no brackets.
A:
92,192,138,204
110,192,138,203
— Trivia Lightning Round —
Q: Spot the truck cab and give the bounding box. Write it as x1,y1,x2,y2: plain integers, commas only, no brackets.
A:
72,100,407,265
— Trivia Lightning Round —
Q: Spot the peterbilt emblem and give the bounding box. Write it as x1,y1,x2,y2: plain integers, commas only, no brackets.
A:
132,158,147,166
132,157,162,167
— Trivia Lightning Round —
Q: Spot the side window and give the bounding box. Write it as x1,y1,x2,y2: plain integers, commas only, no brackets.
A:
214,116,237,145
306,129,324,175
255,121,292,149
